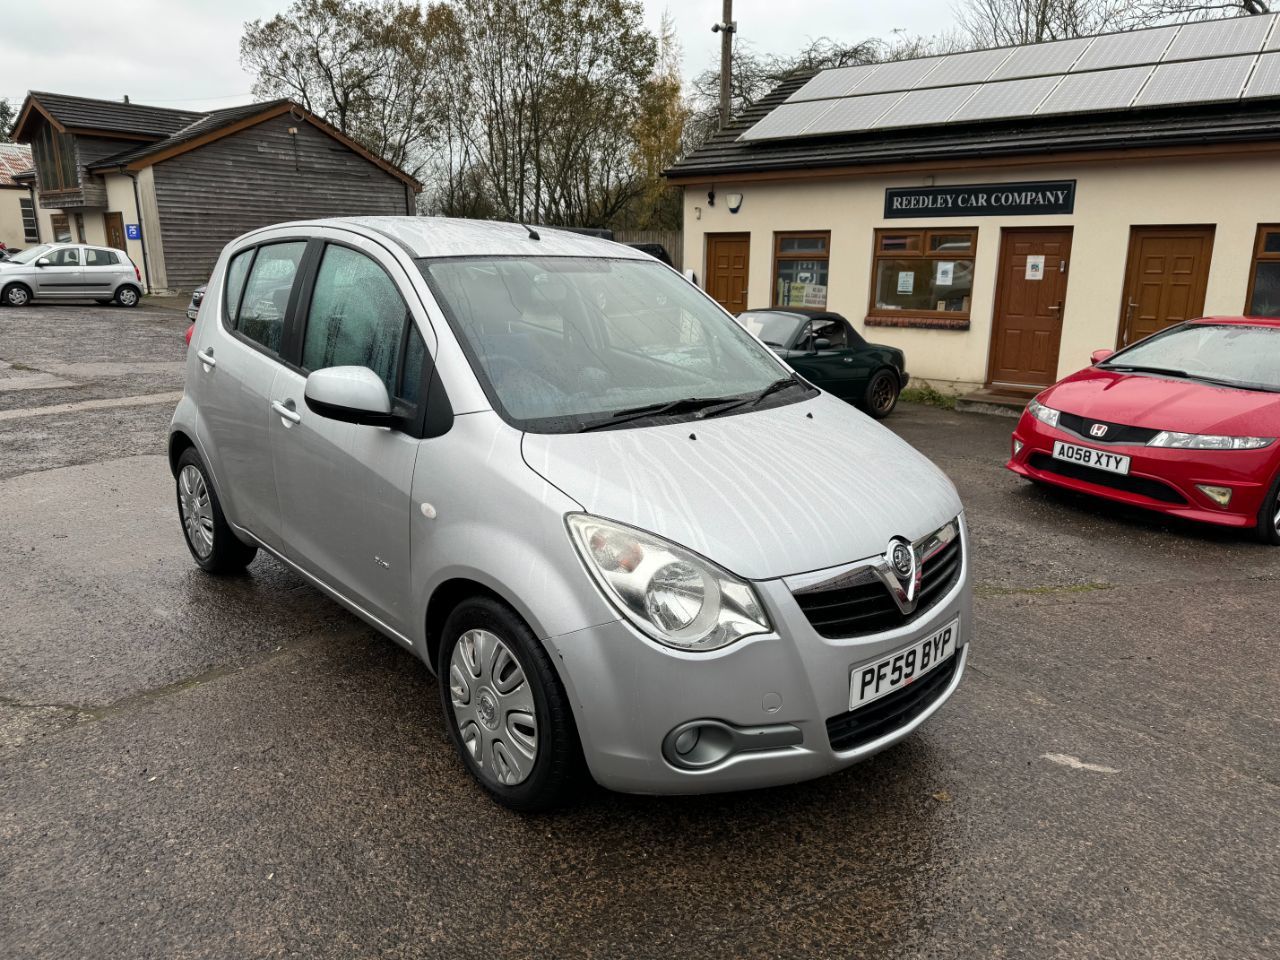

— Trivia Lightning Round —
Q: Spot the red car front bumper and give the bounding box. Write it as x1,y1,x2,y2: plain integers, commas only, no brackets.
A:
1006,411,1278,530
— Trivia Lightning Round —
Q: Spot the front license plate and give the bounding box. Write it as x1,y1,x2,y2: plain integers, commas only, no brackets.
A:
1051,440,1131,475
848,619,959,711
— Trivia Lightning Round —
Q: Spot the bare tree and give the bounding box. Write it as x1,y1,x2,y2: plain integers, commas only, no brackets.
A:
1128,0,1271,21
956,0,1131,47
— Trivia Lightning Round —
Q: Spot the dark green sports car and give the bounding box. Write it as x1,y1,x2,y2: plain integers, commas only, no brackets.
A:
737,309,910,418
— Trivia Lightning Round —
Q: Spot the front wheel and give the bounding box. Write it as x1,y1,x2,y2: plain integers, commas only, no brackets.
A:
864,369,901,419
438,596,584,811
175,447,257,573
1255,469,1280,546
2,283,31,307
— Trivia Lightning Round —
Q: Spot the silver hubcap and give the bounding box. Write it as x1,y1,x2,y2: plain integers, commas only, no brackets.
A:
448,629,538,787
120,289,137,305
1273,490,1280,536
178,465,214,559
8,287,27,306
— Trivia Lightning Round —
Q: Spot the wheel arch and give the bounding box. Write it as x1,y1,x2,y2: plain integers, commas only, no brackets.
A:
2,280,33,303
425,577,524,674
168,430,196,477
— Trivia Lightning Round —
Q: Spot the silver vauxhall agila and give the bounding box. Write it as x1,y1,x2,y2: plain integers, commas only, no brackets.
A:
170,217,971,810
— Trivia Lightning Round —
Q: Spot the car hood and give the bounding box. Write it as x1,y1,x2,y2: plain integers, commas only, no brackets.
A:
521,392,962,580
1042,367,1280,436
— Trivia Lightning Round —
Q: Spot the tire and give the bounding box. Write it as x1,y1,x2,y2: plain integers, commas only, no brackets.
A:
1255,468,1280,546
438,596,584,812
864,368,901,419
115,285,141,308
2,283,32,307
175,447,258,573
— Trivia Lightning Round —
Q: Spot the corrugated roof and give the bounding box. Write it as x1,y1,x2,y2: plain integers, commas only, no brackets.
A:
27,91,202,137
0,143,34,187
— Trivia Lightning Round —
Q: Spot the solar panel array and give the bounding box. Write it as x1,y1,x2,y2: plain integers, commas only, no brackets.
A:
743,14,1280,142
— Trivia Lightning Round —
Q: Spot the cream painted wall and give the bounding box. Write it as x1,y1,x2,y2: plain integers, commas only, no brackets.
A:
104,174,149,287
682,153,1280,391
0,189,29,249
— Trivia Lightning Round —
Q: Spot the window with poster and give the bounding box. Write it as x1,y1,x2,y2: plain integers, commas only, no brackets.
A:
1246,225,1280,318
773,232,830,309
869,228,977,322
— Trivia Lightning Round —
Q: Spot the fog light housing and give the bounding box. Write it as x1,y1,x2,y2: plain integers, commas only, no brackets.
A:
1013,438,1024,457
1196,484,1233,507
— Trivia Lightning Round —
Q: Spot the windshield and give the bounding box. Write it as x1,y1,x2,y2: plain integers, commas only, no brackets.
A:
8,244,52,265
421,256,802,432
1103,322,1280,391
737,311,804,347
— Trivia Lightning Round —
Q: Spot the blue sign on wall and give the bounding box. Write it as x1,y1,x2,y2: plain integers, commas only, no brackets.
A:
125,223,141,240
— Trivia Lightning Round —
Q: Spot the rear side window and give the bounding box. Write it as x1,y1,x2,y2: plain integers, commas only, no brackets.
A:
301,245,411,395
233,242,306,354
85,249,117,266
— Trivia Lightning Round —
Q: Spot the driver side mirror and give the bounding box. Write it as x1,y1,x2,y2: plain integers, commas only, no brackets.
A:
304,366,395,426
1090,348,1115,365
35,258,51,268
809,337,830,353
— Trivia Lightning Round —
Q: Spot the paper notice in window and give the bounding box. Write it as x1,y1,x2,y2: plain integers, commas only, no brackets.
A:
936,261,954,286
1025,255,1045,280
897,272,915,294
802,283,827,307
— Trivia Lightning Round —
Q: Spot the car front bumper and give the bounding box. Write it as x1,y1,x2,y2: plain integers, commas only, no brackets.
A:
544,523,972,794
1007,412,1276,529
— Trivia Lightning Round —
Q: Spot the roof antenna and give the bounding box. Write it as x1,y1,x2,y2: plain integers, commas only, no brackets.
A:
522,223,540,241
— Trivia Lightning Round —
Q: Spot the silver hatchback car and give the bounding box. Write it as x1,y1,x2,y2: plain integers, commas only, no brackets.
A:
170,217,971,810
0,242,143,307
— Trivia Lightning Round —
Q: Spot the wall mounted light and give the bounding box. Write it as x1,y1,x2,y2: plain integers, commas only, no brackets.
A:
707,189,716,207
725,192,743,213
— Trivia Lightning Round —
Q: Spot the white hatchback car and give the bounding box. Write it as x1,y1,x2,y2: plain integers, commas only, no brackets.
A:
170,217,971,810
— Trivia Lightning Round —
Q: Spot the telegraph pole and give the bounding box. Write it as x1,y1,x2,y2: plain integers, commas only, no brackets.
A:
712,1,736,130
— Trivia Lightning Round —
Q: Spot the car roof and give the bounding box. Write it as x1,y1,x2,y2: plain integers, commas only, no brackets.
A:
1193,315,1280,328
740,308,846,321
238,216,652,261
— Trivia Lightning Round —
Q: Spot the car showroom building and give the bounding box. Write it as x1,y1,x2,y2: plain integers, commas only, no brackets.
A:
669,14,1280,399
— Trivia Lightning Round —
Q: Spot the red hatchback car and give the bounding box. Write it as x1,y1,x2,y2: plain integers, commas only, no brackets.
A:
1007,317,1280,545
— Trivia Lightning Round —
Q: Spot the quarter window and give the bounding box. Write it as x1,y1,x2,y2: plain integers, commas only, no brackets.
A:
870,228,976,319
301,245,411,396
1247,225,1280,318
235,242,306,354
773,232,830,309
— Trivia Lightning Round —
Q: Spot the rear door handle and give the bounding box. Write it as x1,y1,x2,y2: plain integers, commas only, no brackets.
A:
196,348,216,368
271,399,301,425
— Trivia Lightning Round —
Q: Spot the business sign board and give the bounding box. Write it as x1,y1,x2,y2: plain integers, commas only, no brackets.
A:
884,181,1076,219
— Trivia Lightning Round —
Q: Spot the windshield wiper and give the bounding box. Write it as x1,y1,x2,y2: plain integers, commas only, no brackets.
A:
576,395,740,432
1102,364,1190,378
749,376,804,407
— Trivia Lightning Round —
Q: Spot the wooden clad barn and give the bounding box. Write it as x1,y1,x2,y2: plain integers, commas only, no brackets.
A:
11,92,420,293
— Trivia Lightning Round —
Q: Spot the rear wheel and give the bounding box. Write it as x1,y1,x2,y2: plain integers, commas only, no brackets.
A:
175,447,258,573
115,285,140,308
2,283,31,307
864,368,900,419
1256,469,1280,545
438,596,583,811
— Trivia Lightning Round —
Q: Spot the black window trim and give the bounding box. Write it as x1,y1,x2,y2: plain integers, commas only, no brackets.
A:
219,238,312,370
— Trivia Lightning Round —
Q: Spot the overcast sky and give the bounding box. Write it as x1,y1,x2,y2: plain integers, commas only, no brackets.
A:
0,1,950,112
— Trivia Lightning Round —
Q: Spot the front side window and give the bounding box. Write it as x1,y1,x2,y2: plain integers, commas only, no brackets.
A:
800,317,849,351
302,245,410,395
49,247,80,266
1102,322,1280,391
871,228,976,317
773,232,830,309
235,242,306,354
421,256,797,432
1247,225,1280,318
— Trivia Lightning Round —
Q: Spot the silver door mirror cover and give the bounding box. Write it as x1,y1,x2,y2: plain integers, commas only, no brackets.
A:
35,258,51,267
304,366,395,426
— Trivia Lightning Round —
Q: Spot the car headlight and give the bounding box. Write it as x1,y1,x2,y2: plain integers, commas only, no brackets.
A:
1147,431,1274,450
1027,398,1060,428
566,514,772,651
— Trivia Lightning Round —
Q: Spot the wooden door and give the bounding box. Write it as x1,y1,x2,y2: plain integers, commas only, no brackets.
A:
104,212,126,252
987,228,1073,390
1117,226,1214,347
705,233,750,313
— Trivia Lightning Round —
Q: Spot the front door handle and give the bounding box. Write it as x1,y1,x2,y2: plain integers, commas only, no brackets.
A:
271,399,301,425
842,357,854,363
196,347,216,368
